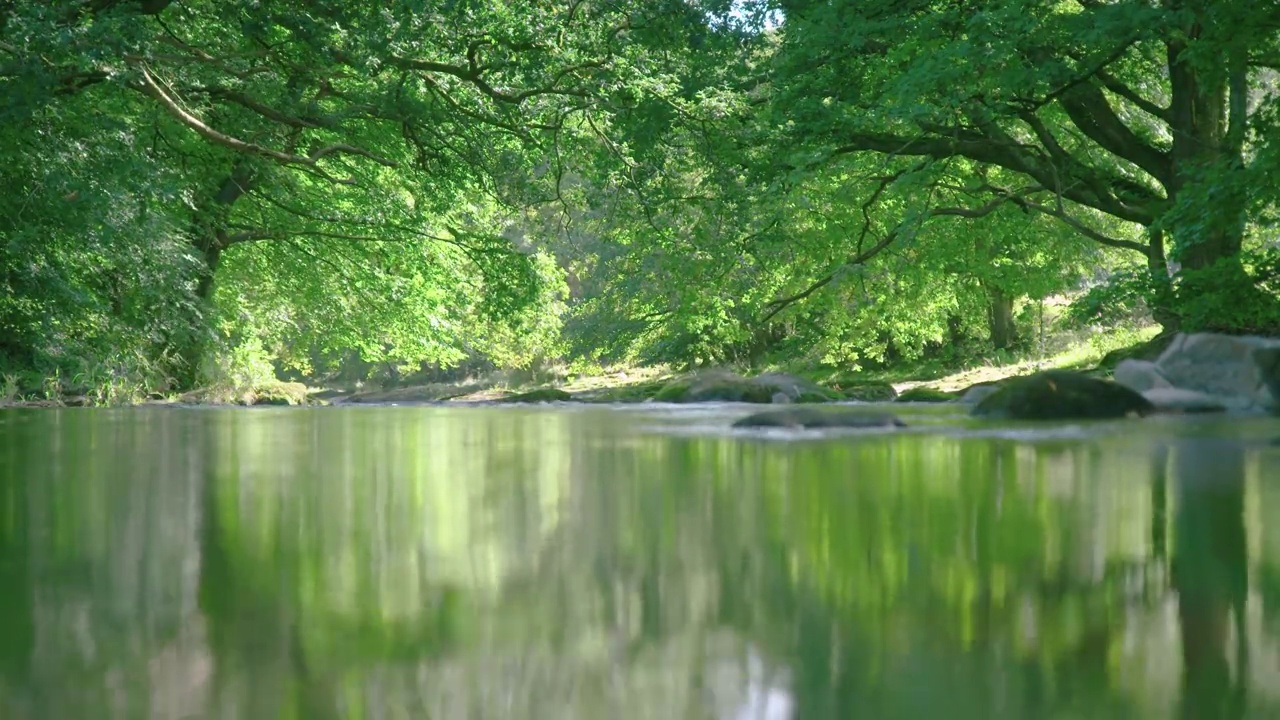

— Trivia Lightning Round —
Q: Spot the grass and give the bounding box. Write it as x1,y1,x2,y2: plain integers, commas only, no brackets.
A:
330,325,1166,403
0,324,1167,406
886,323,1163,393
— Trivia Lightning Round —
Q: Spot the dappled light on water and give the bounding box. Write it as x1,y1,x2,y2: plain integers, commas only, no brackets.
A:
1,406,1279,718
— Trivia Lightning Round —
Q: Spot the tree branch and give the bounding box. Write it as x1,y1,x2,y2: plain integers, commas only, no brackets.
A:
194,85,329,129
1056,82,1171,186
389,55,597,104
760,188,1032,323
132,61,398,173
1095,69,1170,122
831,127,1158,225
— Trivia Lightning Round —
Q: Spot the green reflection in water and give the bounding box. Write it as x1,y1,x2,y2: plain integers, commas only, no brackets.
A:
0,406,1278,719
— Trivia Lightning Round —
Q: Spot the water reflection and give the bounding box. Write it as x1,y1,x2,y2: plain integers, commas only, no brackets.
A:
1172,440,1249,720
0,407,1278,718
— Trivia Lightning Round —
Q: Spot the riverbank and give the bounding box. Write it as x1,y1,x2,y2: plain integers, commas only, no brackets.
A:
0,324,1166,409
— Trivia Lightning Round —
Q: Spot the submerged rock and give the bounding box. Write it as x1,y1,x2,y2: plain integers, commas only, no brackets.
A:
732,408,906,429
972,370,1154,420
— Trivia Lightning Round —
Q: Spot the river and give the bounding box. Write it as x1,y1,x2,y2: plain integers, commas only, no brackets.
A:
1,403,1279,719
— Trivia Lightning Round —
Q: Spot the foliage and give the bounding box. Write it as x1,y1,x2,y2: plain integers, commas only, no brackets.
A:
3,0,1280,394
0,0,630,392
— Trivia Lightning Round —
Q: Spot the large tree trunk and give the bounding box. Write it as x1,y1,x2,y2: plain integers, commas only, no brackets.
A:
1158,13,1272,333
1165,15,1246,272
173,163,255,390
1146,228,1180,332
984,285,1017,351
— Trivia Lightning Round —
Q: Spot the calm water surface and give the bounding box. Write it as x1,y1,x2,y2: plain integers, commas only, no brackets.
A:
2,403,1280,719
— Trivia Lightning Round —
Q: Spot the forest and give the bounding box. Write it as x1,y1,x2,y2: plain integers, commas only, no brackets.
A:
3,0,1280,402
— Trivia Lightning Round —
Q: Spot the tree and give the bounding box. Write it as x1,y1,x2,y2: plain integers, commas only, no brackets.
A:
1,0,636,389
756,0,1280,332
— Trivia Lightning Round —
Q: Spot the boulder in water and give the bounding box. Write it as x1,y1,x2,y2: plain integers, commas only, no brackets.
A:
972,370,1154,420
1113,359,1172,393
957,382,1001,405
654,371,840,404
1141,387,1228,414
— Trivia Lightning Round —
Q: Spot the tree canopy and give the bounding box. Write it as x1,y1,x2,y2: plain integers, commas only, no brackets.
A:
2,0,1278,397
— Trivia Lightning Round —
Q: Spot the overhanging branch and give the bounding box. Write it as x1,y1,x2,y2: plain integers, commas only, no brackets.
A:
133,61,398,173
759,187,1034,323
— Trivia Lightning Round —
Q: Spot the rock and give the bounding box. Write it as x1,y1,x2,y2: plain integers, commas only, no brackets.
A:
971,370,1154,420
574,380,668,403
1113,359,1172,393
1155,333,1280,410
343,382,488,403
1141,387,1228,414
836,381,898,402
1253,346,1280,409
894,386,957,403
653,371,840,404
957,383,1001,405
249,381,309,406
1095,332,1179,370
503,387,573,403
753,373,844,403
732,408,906,429
1157,333,1260,399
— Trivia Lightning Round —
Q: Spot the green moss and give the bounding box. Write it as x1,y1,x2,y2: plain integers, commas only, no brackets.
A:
576,380,668,403
249,381,309,406
503,387,573,403
837,382,898,402
653,379,694,402
895,386,957,403
971,370,1154,420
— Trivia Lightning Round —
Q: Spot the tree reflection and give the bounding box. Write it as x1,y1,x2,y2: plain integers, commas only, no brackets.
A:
3,408,1280,718
1172,440,1249,720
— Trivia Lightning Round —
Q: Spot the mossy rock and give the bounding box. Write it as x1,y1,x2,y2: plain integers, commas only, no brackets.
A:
971,370,1154,420
840,382,898,402
733,407,906,429
575,380,668,403
653,371,835,404
502,387,573,403
1096,332,1179,371
895,386,957,403
249,381,309,406
957,382,1002,405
